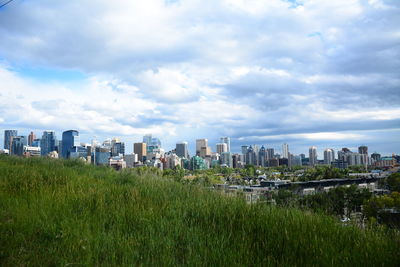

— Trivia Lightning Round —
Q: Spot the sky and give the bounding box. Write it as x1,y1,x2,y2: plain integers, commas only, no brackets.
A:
0,0,399,156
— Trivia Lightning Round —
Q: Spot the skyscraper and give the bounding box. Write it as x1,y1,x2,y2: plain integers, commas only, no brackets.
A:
28,132,36,146
62,130,80,158
246,146,256,165
220,137,230,152
216,143,227,154
324,148,335,165
196,139,208,156
4,130,17,150
134,142,147,162
111,138,125,157
41,131,57,156
358,146,368,155
220,152,233,167
11,136,27,156
266,148,275,160
143,134,152,145
282,143,289,159
258,146,267,167
176,142,189,159
309,146,318,166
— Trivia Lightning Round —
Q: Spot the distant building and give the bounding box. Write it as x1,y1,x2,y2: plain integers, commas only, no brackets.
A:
358,146,368,155
11,136,27,156
143,134,152,146
176,141,189,159
70,146,88,159
371,152,381,161
190,155,206,170
134,142,147,162
268,158,279,167
232,154,240,168
165,153,182,169
290,154,302,167
323,148,335,165
279,158,289,166
4,130,17,150
28,132,36,146
374,156,395,168
282,143,289,159
111,138,125,157
196,139,208,156
331,159,348,169
220,137,230,152
200,146,211,158
109,156,126,170
220,152,233,167
309,146,318,166
258,146,267,167
31,138,41,147
338,149,366,166
245,146,256,165
23,146,41,157
216,143,228,154
62,130,80,158
124,153,138,168
94,147,111,165
41,130,57,156
266,148,275,160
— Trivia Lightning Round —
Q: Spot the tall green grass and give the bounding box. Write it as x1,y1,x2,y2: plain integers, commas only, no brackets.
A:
1,155,399,266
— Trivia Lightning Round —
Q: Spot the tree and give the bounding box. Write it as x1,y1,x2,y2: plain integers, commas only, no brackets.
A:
387,173,400,192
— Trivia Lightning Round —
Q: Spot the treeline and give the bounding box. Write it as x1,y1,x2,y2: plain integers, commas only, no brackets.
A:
273,173,400,228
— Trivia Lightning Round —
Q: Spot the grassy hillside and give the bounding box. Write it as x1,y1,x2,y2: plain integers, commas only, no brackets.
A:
1,156,399,266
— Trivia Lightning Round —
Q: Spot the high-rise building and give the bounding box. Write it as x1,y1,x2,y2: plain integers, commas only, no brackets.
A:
4,130,17,150
309,146,318,166
143,134,152,145
196,139,208,156
220,152,232,167
266,148,275,160
134,142,147,162
200,146,211,158
246,146,256,165
282,143,289,159
216,143,227,154
220,137,230,152
358,146,368,155
28,132,36,146
232,154,240,168
95,147,111,165
111,138,125,157
258,146,267,167
176,142,189,159
31,138,41,147
358,145,368,167
41,131,57,156
62,130,80,158
11,136,27,156
371,152,381,161
323,148,335,165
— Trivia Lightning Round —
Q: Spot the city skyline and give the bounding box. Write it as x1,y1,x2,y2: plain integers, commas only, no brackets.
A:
0,1,399,156
1,128,396,158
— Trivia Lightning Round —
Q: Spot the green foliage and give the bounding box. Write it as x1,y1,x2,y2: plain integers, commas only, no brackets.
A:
387,173,400,192
364,192,400,227
299,166,348,181
298,186,372,217
1,155,399,266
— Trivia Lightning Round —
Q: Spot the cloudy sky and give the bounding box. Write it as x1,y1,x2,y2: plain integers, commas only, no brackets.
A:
0,0,399,156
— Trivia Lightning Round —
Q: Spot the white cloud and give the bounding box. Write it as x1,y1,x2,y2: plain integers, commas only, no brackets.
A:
0,0,399,153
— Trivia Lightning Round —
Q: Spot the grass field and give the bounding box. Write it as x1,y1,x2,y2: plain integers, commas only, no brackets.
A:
1,155,399,266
